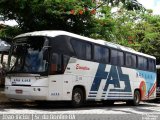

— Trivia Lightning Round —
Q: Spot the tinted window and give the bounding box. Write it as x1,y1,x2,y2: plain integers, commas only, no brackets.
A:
50,53,62,74
50,53,70,75
143,58,148,70
138,56,147,70
148,59,156,71
50,36,75,56
118,51,124,66
111,50,124,66
94,45,109,63
126,53,137,68
111,50,117,65
71,39,91,60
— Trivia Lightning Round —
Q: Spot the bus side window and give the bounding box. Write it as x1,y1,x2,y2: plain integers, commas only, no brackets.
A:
118,51,124,66
126,53,136,68
50,53,60,74
94,45,109,64
50,53,70,74
62,55,70,72
138,56,148,70
111,50,124,66
111,50,117,65
148,59,156,72
131,54,137,68
71,39,91,60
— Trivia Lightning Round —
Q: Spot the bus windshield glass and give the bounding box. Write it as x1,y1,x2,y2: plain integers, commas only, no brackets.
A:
8,36,49,74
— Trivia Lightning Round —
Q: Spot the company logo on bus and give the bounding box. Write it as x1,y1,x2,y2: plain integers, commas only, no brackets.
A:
76,64,90,70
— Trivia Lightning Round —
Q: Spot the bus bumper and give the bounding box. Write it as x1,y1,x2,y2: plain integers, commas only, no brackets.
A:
156,91,160,99
4,86,48,101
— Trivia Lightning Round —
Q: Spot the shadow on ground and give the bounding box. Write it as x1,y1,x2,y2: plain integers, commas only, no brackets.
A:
0,100,159,110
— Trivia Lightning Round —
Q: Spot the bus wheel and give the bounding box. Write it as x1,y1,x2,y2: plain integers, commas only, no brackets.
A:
71,88,84,107
132,90,141,106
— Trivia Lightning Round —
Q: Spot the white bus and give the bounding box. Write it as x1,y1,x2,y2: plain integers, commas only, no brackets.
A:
5,31,156,107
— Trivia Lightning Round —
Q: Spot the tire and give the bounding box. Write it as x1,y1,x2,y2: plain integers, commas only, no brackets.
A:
71,88,84,107
127,90,140,106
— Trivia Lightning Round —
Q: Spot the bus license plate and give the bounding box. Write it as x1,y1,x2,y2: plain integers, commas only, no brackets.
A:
15,89,23,94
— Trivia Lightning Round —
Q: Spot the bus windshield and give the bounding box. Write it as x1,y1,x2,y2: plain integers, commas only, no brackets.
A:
8,36,49,74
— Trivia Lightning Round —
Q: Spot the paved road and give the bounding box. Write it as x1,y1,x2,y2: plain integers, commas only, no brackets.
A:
0,101,160,120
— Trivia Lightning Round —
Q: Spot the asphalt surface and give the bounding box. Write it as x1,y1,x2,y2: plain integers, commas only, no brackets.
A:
0,90,160,120
0,101,160,120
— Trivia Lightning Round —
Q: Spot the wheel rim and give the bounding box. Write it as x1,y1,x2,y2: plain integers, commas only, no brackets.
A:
73,92,81,104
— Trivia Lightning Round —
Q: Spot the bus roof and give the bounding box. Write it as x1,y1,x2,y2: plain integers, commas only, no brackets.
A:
15,30,156,59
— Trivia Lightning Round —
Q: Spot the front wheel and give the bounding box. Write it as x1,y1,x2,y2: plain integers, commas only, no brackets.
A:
71,88,84,107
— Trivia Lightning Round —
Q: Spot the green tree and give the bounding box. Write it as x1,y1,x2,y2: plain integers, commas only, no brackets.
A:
112,8,142,48
0,0,97,35
0,0,142,36
135,12,160,63
111,8,160,63
0,26,22,38
104,0,143,10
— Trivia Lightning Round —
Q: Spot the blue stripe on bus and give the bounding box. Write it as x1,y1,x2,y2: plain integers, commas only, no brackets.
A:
88,95,96,97
102,95,133,97
89,92,97,94
105,97,133,100
107,96,133,98
108,93,132,95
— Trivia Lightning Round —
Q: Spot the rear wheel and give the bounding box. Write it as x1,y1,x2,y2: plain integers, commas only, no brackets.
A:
71,88,84,107
127,90,140,106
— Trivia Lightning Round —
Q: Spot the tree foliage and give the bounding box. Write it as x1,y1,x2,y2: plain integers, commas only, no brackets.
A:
109,8,160,63
0,0,142,35
0,26,22,39
135,12,160,63
0,0,97,35
104,0,143,10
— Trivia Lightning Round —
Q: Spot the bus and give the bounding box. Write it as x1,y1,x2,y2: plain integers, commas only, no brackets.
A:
156,65,160,100
4,30,156,107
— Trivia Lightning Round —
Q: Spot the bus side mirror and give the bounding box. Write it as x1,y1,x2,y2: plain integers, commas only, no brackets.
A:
43,46,51,50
